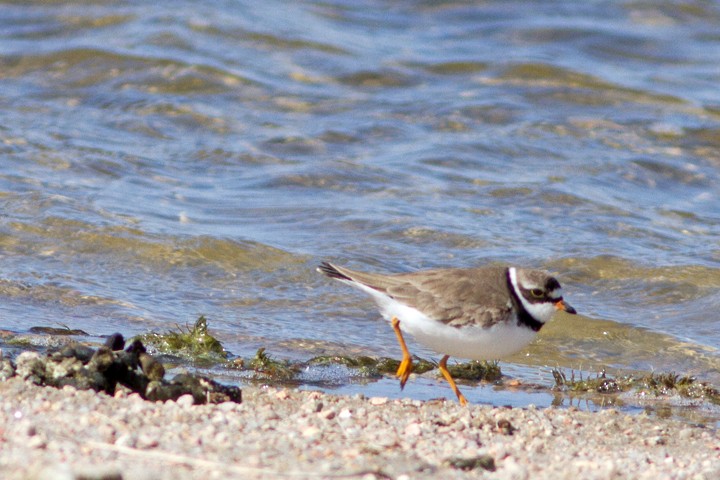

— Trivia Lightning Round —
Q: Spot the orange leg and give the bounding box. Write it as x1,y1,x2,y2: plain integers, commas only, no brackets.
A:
391,317,413,389
438,355,468,406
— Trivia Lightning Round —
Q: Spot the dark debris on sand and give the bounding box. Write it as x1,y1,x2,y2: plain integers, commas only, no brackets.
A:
0,333,241,405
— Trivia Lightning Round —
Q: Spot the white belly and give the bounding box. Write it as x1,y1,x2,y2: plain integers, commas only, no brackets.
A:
405,317,538,360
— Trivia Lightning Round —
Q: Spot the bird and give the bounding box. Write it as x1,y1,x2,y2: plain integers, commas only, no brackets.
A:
317,261,576,405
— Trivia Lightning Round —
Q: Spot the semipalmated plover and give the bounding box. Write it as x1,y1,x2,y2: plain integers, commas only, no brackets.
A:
317,261,576,405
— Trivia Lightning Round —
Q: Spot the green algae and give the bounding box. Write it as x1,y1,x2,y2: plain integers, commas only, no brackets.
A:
638,372,720,403
5,336,32,347
248,347,300,381
447,360,502,382
305,355,500,382
135,315,227,362
553,369,720,404
307,354,437,379
307,354,380,369
552,369,623,394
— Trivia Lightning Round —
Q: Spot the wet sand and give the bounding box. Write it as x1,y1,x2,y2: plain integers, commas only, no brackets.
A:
1,377,718,480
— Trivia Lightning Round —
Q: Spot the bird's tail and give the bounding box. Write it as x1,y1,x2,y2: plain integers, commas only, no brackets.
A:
317,262,352,281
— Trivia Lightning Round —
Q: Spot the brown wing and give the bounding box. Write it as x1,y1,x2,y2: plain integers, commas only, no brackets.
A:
324,263,514,328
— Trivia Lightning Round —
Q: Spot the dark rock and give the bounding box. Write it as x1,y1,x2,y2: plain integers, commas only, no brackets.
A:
89,347,115,372
104,333,125,351
51,345,95,364
139,352,165,381
29,326,88,336
496,419,516,435
444,455,496,472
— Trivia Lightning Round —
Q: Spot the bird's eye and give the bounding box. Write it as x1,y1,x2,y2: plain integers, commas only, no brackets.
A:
530,288,544,298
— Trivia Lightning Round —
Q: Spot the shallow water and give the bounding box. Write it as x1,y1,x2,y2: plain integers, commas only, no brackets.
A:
1,1,719,410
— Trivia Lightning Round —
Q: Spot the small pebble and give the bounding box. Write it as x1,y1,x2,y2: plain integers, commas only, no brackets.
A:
275,390,291,400
320,409,336,420
176,394,195,408
73,466,123,480
302,426,321,439
404,423,422,436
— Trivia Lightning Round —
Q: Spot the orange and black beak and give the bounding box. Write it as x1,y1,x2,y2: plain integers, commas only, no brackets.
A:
554,299,577,314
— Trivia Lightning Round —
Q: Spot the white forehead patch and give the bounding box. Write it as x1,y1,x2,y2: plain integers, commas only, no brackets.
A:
508,267,520,290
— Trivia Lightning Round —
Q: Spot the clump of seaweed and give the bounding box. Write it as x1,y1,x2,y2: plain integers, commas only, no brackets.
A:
447,360,502,382
371,356,436,376
638,373,720,404
307,355,384,378
306,355,501,383
308,355,379,369
552,369,623,394
306,355,437,378
249,347,301,382
552,368,720,404
135,315,227,363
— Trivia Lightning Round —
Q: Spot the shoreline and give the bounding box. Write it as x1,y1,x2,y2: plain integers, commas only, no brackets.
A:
6,325,720,427
1,377,719,479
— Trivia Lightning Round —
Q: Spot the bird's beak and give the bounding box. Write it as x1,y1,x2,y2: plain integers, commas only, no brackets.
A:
555,299,577,315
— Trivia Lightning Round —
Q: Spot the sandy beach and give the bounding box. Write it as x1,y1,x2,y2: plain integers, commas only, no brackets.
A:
1,376,718,480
